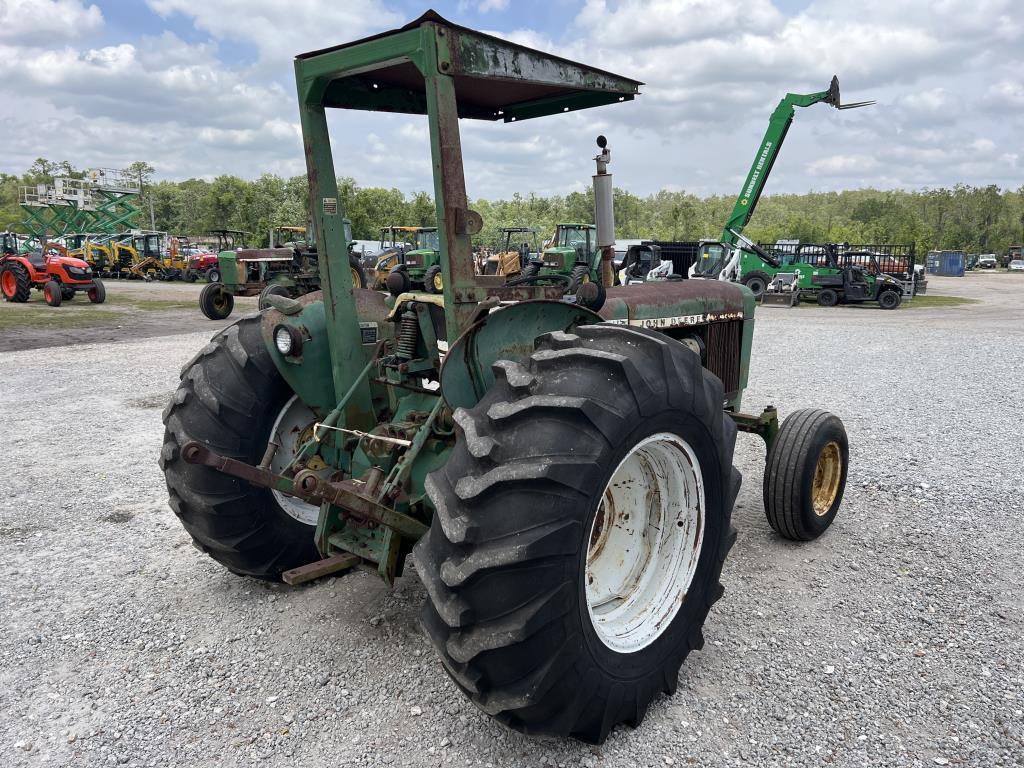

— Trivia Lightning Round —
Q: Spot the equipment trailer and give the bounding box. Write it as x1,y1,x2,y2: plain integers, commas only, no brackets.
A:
162,12,849,744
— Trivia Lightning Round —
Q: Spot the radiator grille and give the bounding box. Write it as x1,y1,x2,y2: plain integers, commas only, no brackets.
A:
706,320,742,396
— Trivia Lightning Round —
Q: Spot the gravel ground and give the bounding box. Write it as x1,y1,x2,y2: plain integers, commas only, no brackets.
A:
1,273,1021,767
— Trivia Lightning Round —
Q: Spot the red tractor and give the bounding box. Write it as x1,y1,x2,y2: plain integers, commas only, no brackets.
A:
1,240,106,307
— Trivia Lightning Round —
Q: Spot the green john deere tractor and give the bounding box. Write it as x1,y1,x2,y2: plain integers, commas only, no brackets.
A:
199,220,367,319
517,222,604,303
162,11,849,744
385,226,444,294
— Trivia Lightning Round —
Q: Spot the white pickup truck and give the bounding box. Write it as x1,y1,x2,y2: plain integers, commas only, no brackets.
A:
978,253,998,268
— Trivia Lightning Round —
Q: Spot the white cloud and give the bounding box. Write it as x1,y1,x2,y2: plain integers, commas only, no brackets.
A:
145,0,402,62
476,0,510,11
1,1,1023,198
808,154,880,177
0,0,102,42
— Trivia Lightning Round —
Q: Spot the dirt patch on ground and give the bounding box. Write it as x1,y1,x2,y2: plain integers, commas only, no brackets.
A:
0,280,257,352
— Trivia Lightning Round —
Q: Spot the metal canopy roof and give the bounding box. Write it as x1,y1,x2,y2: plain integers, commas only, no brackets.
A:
295,10,642,122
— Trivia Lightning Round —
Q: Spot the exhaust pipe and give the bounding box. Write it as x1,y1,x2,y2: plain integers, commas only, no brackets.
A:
593,135,615,287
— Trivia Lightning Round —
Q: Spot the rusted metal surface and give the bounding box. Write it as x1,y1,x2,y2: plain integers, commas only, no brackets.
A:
297,12,641,123
730,406,780,449
181,441,428,540
294,472,428,540
282,553,360,585
440,299,603,409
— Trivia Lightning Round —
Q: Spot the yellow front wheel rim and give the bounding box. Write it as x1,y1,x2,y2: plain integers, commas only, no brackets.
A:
432,271,443,291
811,441,842,516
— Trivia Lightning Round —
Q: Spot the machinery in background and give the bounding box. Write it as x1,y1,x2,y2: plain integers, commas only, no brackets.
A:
692,77,874,293
479,226,539,276
759,272,801,307
384,227,444,294
199,220,366,320
1,239,106,306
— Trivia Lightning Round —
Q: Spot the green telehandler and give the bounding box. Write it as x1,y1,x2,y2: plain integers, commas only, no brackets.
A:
691,77,873,297
161,11,849,744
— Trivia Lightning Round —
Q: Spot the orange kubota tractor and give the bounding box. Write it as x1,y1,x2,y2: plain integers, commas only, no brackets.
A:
1,238,106,307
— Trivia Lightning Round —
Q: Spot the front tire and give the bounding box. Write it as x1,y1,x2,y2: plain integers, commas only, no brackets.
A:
817,288,839,307
200,283,234,320
44,280,62,306
160,315,319,578
207,268,221,283
415,324,740,743
424,264,443,294
878,289,901,310
742,271,770,299
88,279,106,304
763,409,848,541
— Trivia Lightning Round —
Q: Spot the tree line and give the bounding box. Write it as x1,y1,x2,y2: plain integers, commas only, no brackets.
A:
2,159,1022,256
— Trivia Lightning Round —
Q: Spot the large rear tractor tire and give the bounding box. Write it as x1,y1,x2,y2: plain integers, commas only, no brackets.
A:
258,283,291,311
350,253,368,290
200,283,234,320
763,408,848,541
415,324,740,744
1,262,31,302
160,315,320,578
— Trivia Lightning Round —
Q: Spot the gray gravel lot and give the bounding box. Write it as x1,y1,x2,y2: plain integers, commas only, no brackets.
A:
1,273,1022,766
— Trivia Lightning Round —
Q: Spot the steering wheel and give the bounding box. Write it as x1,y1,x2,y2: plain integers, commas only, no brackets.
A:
505,273,572,288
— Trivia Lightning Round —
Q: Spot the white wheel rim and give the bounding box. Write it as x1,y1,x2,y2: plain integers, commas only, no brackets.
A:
585,432,705,653
269,395,326,526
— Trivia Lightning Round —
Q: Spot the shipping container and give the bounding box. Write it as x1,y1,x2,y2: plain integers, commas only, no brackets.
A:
937,250,965,277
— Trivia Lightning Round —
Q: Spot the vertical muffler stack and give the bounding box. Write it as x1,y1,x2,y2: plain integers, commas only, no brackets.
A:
593,136,615,287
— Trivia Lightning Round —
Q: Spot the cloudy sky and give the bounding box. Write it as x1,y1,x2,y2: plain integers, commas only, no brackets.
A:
0,0,1021,199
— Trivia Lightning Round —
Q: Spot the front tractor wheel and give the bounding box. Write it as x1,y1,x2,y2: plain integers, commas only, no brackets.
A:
424,264,443,294
763,408,849,541
44,280,62,307
88,279,106,304
742,270,770,299
200,283,234,320
160,315,319,578
415,324,740,744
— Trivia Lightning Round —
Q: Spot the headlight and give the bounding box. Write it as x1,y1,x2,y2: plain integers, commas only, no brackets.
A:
274,324,302,356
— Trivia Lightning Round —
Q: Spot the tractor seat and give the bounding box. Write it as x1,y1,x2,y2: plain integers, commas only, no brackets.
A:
27,250,47,270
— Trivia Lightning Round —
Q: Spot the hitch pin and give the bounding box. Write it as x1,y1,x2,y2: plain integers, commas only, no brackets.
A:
257,430,281,470
312,423,412,447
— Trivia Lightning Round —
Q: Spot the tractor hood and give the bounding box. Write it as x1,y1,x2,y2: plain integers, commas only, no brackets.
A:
598,279,753,329
54,255,90,270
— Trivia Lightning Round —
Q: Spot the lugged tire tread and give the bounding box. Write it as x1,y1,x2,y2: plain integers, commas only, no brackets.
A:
415,323,740,743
